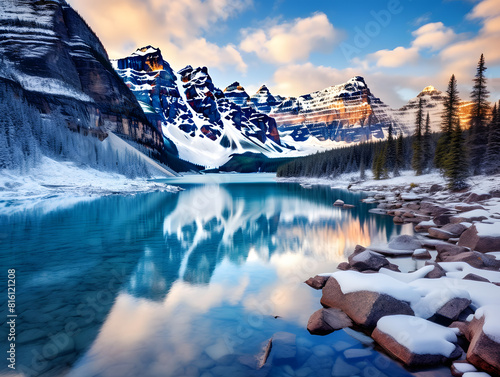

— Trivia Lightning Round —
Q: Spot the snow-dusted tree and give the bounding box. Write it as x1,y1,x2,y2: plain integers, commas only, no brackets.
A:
484,102,500,175
422,112,432,173
386,123,396,173
468,54,490,175
435,75,460,170
412,97,424,175
444,119,469,190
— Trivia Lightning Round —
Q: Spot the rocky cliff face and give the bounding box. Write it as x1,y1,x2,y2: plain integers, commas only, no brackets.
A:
114,47,287,167
0,0,163,153
270,77,402,143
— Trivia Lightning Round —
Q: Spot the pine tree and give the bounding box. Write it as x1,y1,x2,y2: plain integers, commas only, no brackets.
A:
412,97,424,175
444,119,469,190
435,74,460,169
394,132,404,176
386,123,396,173
468,53,490,175
422,112,432,172
484,102,500,174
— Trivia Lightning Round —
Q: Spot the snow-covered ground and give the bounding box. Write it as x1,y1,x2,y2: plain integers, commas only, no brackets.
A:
0,157,181,215
277,170,500,196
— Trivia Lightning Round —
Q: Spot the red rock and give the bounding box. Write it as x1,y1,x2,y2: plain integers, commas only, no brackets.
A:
458,224,500,253
348,250,390,272
424,263,447,279
336,262,351,271
435,298,472,321
464,192,492,203
320,277,414,328
463,273,490,283
371,326,462,368
305,275,330,290
434,214,452,226
464,311,500,375
307,308,353,335
443,251,500,269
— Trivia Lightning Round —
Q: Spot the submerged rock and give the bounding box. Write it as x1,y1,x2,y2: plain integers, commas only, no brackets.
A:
271,332,296,364
388,235,421,251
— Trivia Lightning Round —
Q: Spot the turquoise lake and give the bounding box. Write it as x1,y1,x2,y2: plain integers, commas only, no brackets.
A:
0,173,437,377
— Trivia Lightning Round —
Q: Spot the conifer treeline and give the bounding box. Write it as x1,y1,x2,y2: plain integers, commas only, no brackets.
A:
277,54,500,190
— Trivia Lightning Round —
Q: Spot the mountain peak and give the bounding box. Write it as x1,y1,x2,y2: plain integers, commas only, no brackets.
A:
256,85,270,94
224,82,246,93
418,85,441,96
132,45,160,57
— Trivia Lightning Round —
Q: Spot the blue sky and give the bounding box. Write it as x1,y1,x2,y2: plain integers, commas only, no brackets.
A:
68,0,500,107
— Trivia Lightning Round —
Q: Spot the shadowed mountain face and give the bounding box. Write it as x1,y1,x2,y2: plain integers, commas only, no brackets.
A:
113,47,286,167
0,0,163,153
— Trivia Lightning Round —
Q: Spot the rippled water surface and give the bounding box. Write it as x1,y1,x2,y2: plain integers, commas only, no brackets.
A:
1,174,425,377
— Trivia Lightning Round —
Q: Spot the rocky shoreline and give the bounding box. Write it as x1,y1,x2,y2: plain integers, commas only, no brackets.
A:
305,180,500,376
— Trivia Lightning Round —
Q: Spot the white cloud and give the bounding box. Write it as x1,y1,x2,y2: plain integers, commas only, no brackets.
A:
67,0,251,72
412,22,457,50
440,0,500,96
270,63,359,97
369,46,420,68
239,13,342,64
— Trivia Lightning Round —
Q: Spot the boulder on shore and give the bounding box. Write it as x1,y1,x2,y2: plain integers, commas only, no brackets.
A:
348,250,390,272
458,223,500,253
320,273,414,328
428,223,468,240
372,315,462,368
462,305,500,375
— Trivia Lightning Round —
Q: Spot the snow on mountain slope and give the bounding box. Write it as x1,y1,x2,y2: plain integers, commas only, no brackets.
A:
269,76,403,144
114,47,298,167
394,86,475,133
249,85,282,114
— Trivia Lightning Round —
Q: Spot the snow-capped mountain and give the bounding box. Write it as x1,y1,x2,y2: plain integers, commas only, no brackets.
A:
249,85,283,114
270,76,402,143
395,85,475,133
114,47,293,167
394,86,445,133
0,0,163,156
223,82,250,107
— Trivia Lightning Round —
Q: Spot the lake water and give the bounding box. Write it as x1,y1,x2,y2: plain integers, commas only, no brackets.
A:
1,173,427,377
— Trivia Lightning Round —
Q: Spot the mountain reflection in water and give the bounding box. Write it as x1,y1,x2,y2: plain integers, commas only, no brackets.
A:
1,175,415,377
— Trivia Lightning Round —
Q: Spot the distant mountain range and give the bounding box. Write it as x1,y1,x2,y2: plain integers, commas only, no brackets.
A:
0,0,481,173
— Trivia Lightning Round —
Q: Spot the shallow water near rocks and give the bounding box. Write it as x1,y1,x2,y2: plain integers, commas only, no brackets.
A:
1,173,448,377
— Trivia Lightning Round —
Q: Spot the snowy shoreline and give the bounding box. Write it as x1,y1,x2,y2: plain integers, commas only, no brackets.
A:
0,156,182,215
302,170,500,376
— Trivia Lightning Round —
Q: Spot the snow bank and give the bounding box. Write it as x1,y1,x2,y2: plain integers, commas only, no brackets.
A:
439,262,500,283
0,157,181,215
377,315,459,357
475,223,500,238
